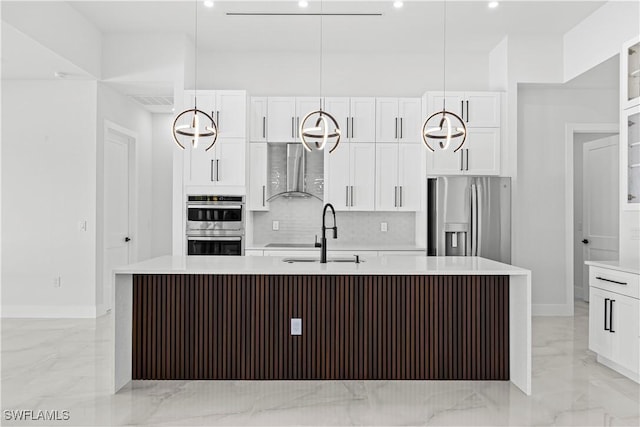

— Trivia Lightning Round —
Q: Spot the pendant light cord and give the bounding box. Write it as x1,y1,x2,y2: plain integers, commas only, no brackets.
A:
194,0,198,109
319,0,324,110
442,0,447,111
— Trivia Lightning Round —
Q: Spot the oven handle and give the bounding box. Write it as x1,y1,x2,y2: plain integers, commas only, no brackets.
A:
187,205,243,210
187,236,242,241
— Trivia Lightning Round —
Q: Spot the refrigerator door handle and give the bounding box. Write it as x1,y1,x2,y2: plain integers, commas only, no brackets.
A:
476,183,483,256
470,183,478,256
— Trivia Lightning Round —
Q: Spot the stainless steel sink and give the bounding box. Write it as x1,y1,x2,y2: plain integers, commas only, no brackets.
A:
282,258,364,263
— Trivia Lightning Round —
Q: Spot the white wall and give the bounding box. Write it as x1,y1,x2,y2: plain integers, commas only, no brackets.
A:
564,0,640,82
151,114,174,258
1,1,102,78
194,50,491,96
515,86,619,315
1,81,98,317
95,83,153,314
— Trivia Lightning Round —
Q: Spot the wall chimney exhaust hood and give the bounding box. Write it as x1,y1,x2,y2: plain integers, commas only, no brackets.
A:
267,143,323,202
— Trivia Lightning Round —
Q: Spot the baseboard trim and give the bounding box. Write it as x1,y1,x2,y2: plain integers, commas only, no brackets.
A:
1,305,97,318
532,303,574,316
597,354,640,383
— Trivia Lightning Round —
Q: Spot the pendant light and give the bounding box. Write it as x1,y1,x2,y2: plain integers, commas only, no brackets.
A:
172,0,218,151
299,0,342,154
421,0,466,152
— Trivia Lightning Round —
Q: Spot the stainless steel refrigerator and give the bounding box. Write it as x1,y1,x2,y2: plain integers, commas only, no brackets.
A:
427,177,511,263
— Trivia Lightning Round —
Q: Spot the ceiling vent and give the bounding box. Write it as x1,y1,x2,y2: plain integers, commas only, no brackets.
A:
129,95,175,113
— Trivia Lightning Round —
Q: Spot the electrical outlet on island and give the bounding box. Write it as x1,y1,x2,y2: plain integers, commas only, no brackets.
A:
272,220,280,231
380,222,388,232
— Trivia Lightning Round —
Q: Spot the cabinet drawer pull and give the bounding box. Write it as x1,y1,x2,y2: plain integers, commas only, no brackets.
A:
596,276,627,285
604,298,610,331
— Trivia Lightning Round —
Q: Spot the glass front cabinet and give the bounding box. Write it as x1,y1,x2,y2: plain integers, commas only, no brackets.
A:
622,106,640,210
622,38,640,110
621,37,640,210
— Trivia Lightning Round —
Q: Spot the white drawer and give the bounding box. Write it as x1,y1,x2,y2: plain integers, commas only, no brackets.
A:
589,266,639,299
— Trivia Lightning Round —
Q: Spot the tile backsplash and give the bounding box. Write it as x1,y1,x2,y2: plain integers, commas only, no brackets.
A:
252,197,416,245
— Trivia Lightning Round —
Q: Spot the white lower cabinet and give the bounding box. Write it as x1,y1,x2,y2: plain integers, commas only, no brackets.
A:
588,265,640,382
325,143,376,211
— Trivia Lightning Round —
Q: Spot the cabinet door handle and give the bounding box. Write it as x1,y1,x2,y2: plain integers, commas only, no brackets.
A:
211,160,215,182
604,298,610,331
262,185,266,207
466,100,469,123
596,276,627,286
399,186,403,207
609,299,615,333
466,149,469,171
346,186,349,207
394,186,398,207
216,111,220,129
461,100,464,119
460,151,464,171
262,117,266,138
291,117,295,138
296,117,300,138
400,118,403,139
351,117,354,138
216,159,220,181
350,186,354,207
395,117,398,139
346,117,349,139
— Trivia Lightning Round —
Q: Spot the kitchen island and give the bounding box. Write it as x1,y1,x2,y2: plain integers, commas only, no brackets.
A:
112,256,531,394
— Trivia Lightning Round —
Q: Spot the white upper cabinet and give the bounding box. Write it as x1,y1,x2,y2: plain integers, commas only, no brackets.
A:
265,97,322,142
323,97,376,142
215,91,247,137
426,128,500,176
325,143,375,211
622,37,640,110
250,97,268,142
376,143,424,211
248,143,268,210
184,90,246,138
376,98,421,143
427,92,500,128
267,97,296,142
182,91,247,188
185,137,246,187
349,98,376,142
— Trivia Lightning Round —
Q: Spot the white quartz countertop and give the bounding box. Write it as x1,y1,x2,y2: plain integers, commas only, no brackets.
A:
585,260,640,275
114,255,530,276
246,243,426,251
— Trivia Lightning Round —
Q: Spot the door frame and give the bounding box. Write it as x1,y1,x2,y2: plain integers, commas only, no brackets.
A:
564,123,618,311
102,120,137,313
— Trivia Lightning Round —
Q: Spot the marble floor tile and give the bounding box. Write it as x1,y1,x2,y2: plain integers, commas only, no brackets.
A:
1,301,639,426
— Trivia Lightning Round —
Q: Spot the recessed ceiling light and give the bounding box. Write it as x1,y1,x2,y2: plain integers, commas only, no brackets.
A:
298,0,309,8
393,1,404,8
204,0,214,8
488,1,499,9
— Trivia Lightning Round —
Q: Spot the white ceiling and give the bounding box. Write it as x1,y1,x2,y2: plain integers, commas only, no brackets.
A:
67,0,607,54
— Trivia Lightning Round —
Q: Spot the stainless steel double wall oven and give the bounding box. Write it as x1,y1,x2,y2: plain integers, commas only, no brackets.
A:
186,195,245,255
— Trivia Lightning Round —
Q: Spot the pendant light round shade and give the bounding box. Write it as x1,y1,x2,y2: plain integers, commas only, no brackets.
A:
172,108,218,151
421,109,467,152
299,110,342,153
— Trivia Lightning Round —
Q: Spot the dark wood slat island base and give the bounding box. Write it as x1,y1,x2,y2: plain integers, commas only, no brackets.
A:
132,274,509,381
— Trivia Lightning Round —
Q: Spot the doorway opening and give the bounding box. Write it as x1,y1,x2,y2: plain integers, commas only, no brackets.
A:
569,126,618,303
102,121,137,314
